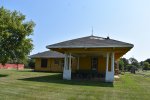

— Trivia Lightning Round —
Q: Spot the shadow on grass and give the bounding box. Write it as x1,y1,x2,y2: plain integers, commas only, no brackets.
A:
19,73,113,87
0,74,8,77
18,69,58,73
16,69,34,72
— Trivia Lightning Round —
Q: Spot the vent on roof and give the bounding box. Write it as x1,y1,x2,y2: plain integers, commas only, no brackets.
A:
90,37,104,40
106,36,110,39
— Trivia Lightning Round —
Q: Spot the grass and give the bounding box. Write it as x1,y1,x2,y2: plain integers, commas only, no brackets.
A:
0,69,150,100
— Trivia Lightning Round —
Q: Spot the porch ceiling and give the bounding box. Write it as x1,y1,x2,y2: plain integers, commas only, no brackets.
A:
50,47,131,59
60,51,125,60
50,47,131,53
71,52,107,57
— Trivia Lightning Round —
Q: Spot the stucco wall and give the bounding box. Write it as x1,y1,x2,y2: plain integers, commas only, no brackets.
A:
79,56,91,70
77,56,107,73
34,56,113,73
71,58,77,72
35,58,63,72
98,56,106,73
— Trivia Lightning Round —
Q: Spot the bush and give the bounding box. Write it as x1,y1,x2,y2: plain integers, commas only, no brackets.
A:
25,59,35,69
143,62,150,70
126,65,137,71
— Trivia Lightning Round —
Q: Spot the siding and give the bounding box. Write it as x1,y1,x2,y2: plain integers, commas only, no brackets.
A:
79,56,91,70
35,58,63,72
34,56,112,73
98,56,106,73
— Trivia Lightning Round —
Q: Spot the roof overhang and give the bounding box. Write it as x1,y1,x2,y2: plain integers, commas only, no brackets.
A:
46,45,134,49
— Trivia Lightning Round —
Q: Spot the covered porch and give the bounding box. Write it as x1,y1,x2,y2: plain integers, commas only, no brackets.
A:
62,49,120,82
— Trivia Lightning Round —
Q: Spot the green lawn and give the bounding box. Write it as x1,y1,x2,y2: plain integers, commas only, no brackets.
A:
0,69,150,100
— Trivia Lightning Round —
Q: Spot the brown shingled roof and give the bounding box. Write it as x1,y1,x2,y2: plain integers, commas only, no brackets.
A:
46,35,134,49
30,51,65,58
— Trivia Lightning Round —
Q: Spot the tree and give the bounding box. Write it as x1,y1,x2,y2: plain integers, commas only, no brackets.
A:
119,59,124,71
0,7,35,64
129,57,139,68
121,58,129,71
126,64,137,72
139,61,144,70
143,62,150,70
25,58,35,69
144,59,150,64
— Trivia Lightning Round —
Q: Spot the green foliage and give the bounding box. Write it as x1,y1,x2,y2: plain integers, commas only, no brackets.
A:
121,58,129,67
119,58,129,71
144,58,150,64
143,62,150,70
25,58,35,69
120,58,150,71
139,61,144,67
119,59,124,71
129,57,139,68
0,7,35,64
126,64,137,71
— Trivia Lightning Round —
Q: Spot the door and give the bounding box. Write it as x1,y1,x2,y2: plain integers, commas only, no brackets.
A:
91,57,98,72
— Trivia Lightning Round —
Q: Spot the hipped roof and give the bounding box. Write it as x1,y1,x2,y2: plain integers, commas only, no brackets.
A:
46,35,134,49
30,51,65,58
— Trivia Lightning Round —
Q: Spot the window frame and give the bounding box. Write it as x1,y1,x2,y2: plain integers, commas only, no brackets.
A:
41,58,48,68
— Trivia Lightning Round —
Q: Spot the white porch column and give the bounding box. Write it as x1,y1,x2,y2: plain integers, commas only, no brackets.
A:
64,53,67,70
106,53,109,72
63,53,71,80
69,53,72,70
105,52,115,82
111,52,115,73
77,57,80,70
115,60,119,75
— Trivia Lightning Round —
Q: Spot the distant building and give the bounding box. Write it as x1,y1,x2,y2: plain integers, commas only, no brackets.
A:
0,64,24,70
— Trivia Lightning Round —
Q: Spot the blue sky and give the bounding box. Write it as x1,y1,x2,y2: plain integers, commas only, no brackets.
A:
1,0,150,61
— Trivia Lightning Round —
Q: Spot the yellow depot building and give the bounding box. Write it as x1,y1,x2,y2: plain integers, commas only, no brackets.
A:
30,35,133,82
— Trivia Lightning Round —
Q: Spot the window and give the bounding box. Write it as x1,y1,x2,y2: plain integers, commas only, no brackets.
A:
54,59,59,65
41,59,47,68
91,57,98,71
61,59,64,67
